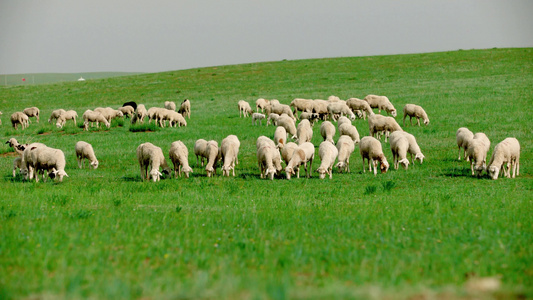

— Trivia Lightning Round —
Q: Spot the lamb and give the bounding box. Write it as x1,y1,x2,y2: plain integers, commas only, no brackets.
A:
487,138,520,180
274,126,287,147
238,100,253,117
285,142,314,179
204,140,220,177
75,141,99,169
465,133,491,176
122,101,138,111
403,104,429,126
368,114,402,142
23,107,40,123
456,127,474,161
299,112,320,126
220,135,240,177
346,98,374,120
327,102,356,121
316,141,339,179
266,113,280,126
364,94,397,117
402,131,425,164
56,110,78,128
252,113,265,125
131,104,148,124
276,115,297,139
178,99,191,119
48,109,66,124
118,105,135,118
13,157,22,177
10,112,29,130
320,121,336,143
359,136,390,176
279,141,299,166
335,135,355,173
82,110,110,131
194,139,208,166
164,101,177,111
338,123,360,144
256,137,279,180
296,119,313,145
290,98,314,117
31,146,69,182
389,131,410,170
169,141,193,178
136,142,171,182
256,98,270,113
94,107,124,122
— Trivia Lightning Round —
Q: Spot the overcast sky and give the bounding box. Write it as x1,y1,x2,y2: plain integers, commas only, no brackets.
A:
1,0,532,74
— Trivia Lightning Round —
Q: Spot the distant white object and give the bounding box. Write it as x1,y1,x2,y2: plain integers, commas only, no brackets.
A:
78,77,85,81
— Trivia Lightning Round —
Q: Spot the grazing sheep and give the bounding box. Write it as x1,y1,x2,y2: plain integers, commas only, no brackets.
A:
205,140,220,177
220,135,241,177
320,121,336,143
487,138,520,180
327,102,355,121
20,143,47,180
456,127,474,161
403,104,429,126
266,113,280,126
337,116,351,128
256,98,269,113
31,146,69,182
169,141,193,178
238,100,253,117
402,131,425,164
270,103,296,121
285,142,314,179
164,111,187,127
316,141,339,179
56,110,78,128
13,157,22,177
256,137,279,180
252,113,265,125
276,115,297,139
338,123,360,144
122,101,138,111
364,95,397,117
75,141,99,169
178,99,191,119
118,105,135,118
164,101,177,111
48,109,66,124
312,99,330,120
95,107,124,122
296,119,313,145
194,139,208,166
23,107,40,123
279,141,299,166
256,136,283,176
466,133,491,176
82,110,110,131
290,98,314,118
274,126,287,147
335,135,355,173
346,98,374,120
389,131,410,170
368,114,402,142
131,104,148,124
10,112,29,130
299,112,320,126
136,142,171,182
359,136,389,176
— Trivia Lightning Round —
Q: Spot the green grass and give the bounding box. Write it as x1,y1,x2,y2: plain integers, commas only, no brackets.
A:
0,48,532,299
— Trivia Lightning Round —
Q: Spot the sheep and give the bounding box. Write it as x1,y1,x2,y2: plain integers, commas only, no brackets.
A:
194,139,208,166
337,116,351,128
316,141,339,179
403,104,429,126
13,157,22,177
169,141,193,178
465,133,491,176
335,135,355,173
118,105,135,118
274,126,287,147
368,114,403,142
164,111,187,127
75,141,99,169
312,99,330,120
164,101,177,111
338,123,360,144
266,113,280,126
296,119,313,145
346,98,374,120
48,109,66,124
238,100,253,117
136,142,171,182
22,107,40,123
6,138,23,155
456,127,474,161
94,107,124,122
279,141,299,166
359,136,389,176
256,136,283,175
122,101,138,111
270,103,296,121
178,99,191,119
256,137,279,180
131,104,148,124
402,131,425,164
256,98,270,113
20,143,47,180
10,112,29,130
320,121,336,143
276,115,297,139
290,98,314,118
299,112,320,126
205,140,220,177
285,142,314,179
389,131,410,170
152,108,174,127
56,110,78,128
82,110,110,131
252,113,265,125
220,135,240,177
31,146,69,182
327,102,356,121
364,94,397,117
487,138,520,180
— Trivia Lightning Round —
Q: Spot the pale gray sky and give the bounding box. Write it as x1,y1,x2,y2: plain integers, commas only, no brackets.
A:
1,0,532,74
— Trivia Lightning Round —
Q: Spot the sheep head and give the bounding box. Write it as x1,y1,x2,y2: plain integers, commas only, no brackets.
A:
149,169,162,182
414,153,425,164
265,167,276,180
399,158,410,170
285,166,295,180
91,160,99,169
182,166,193,178
316,167,327,179
488,165,500,180
380,156,389,173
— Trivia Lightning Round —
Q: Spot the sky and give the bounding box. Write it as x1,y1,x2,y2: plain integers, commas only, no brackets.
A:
1,0,532,74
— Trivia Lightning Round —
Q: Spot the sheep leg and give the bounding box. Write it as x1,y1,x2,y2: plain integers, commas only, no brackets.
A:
403,115,406,127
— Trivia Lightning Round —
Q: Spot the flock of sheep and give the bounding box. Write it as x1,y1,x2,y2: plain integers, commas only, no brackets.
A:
4,94,520,182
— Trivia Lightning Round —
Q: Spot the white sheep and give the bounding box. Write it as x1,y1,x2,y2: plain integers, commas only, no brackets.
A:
164,101,177,111
269,103,296,121
487,138,520,180
285,142,314,179
256,137,279,180
346,98,374,120
220,135,241,177
279,141,299,166
276,115,297,139
456,127,474,161
296,119,313,145
312,100,329,120
20,143,47,180
266,113,280,126
403,104,429,126
466,133,491,176
337,116,351,128
368,114,403,142
23,107,40,123
82,110,110,131
359,136,390,176
274,126,287,147
10,112,29,130
13,157,22,177
364,94,397,117
256,136,283,177
389,131,410,170
94,107,124,122
31,146,69,182
290,98,314,118
327,102,355,121
238,100,253,117
169,141,193,178
6,138,23,155
338,123,360,144
165,111,187,127
316,141,339,179
252,113,265,125
178,99,191,119
256,98,270,113
136,142,171,182
118,105,135,118
402,131,425,164
194,139,208,166
205,140,220,177
320,121,336,143
132,104,148,124
75,141,99,169
299,112,320,126
56,110,78,128
49,109,66,124
335,135,355,173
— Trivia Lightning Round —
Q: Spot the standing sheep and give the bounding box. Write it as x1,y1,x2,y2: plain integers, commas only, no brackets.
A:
359,136,389,175
31,146,69,182
122,101,138,111
270,103,296,121
338,123,360,144
364,95,397,117
75,141,99,169
279,141,299,166
82,110,110,131
94,107,124,122
402,131,425,164
456,127,474,161
266,113,280,126
299,112,320,126
23,107,40,123
238,100,253,117
389,131,410,170
320,121,336,143
403,104,429,126
316,141,339,179
118,105,135,118
205,140,220,177
256,98,270,113
285,142,315,179
276,115,297,139
49,109,66,124
256,136,283,175
20,143,47,180
346,98,374,120
274,126,287,147
487,138,520,180
136,142,171,182
11,112,29,130
132,104,148,124
56,110,78,128
290,98,314,118
164,101,177,111
252,113,265,125
194,139,208,166
178,99,191,119
368,114,402,142
327,102,356,121
465,133,491,176
220,135,241,177
335,135,355,173
296,119,313,145
169,141,193,178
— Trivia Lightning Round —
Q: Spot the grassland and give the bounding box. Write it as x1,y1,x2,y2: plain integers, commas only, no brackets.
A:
0,72,143,86
0,48,532,299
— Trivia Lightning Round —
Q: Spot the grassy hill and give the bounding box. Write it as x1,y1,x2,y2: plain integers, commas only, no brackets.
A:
0,48,532,299
0,72,143,86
